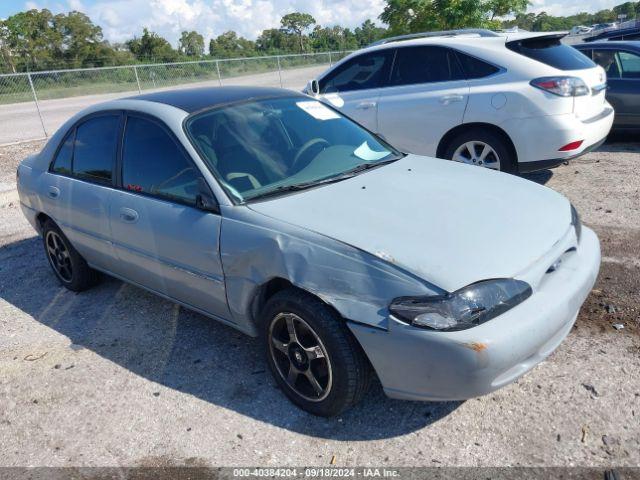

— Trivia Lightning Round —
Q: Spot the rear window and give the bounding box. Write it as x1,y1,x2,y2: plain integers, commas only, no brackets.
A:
455,52,500,79
507,37,596,71
390,46,465,85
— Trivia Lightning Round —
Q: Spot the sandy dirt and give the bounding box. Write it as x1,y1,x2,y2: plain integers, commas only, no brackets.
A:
0,139,638,468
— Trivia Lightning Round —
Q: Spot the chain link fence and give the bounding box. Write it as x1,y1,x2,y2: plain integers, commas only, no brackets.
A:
0,50,352,145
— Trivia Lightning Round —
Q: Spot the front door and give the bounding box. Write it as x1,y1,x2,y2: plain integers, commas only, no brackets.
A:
109,114,230,320
316,49,394,133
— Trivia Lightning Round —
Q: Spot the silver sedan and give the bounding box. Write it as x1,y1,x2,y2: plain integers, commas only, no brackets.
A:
17,87,600,416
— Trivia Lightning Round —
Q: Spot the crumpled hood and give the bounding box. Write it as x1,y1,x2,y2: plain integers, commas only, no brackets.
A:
249,155,571,292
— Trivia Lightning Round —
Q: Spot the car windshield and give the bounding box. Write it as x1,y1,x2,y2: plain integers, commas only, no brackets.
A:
185,96,402,202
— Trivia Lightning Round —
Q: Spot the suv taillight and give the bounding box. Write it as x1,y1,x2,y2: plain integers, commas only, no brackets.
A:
531,77,590,97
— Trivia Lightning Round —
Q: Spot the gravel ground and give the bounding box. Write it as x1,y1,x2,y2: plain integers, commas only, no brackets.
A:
0,139,638,468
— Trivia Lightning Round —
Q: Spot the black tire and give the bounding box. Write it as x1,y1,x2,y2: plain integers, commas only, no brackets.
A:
42,219,99,292
261,288,372,417
443,128,517,174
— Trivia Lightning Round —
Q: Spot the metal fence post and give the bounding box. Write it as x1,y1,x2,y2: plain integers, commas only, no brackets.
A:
133,65,142,93
328,51,332,66
216,60,222,86
27,73,47,138
276,56,283,88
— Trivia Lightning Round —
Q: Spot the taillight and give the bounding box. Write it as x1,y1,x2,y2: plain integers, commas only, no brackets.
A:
531,77,590,97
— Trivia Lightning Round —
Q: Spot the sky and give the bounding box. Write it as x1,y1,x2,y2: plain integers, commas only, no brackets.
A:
0,0,629,46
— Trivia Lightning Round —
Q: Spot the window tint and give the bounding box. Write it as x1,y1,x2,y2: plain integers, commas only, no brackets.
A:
592,49,620,78
618,51,640,78
73,115,119,184
507,38,596,71
390,46,464,86
320,51,393,93
122,116,201,205
456,52,500,79
52,131,74,175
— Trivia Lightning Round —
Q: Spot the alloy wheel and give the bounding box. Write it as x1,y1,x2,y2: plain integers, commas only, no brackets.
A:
452,141,501,170
268,312,333,402
45,231,73,282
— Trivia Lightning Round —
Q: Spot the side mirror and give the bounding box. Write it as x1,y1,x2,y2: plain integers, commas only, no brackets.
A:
196,178,220,214
310,79,320,96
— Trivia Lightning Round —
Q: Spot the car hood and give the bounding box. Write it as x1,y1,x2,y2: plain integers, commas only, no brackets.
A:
249,155,571,292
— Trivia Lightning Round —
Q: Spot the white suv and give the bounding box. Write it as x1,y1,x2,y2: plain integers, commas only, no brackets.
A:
305,29,614,173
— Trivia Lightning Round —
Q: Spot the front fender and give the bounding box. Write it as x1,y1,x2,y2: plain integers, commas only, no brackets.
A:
219,205,439,336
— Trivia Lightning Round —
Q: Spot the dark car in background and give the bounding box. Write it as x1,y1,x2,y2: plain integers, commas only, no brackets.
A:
575,41,640,130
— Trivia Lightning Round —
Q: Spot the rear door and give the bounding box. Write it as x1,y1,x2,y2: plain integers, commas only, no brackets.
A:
592,48,640,127
43,113,121,269
316,49,394,132
109,113,230,320
376,46,469,156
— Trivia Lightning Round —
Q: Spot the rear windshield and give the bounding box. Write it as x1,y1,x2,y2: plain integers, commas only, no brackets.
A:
507,37,596,71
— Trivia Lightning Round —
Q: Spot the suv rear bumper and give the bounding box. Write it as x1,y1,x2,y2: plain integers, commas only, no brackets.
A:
518,138,606,173
503,106,614,170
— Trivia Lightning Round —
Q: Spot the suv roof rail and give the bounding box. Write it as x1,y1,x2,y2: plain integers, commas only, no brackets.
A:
369,29,501,47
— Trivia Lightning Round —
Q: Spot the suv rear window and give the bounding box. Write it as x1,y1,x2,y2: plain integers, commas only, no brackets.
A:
507,37,596,71
455,52,500,79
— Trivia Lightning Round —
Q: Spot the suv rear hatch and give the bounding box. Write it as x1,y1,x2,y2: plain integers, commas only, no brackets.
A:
507,34,608,121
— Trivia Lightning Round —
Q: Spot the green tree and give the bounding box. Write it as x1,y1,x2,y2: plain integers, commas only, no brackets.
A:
256,28,296,53
178,30,204,57
208,31,255,57
126,28,177,62
487,0,529,20
354,20,387,47
280,12,316,53
380,0,532,34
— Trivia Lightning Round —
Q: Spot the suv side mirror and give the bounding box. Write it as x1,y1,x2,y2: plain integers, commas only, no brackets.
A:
195,178,220,214
310,79,320,95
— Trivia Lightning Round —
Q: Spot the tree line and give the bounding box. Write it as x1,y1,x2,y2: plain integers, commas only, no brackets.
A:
1,1,639,74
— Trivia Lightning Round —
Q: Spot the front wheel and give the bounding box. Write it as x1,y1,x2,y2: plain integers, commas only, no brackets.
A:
444,129,517,173
261,289,372,417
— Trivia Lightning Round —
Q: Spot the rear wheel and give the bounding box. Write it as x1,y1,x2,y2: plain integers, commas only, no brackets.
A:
42,219,99,292
444,129,517,173
261,289,372,417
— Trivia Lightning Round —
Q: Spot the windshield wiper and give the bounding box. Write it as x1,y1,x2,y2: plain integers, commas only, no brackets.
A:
248,157,402,202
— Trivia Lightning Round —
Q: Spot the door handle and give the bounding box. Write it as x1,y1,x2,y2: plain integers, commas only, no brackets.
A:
119,207,139,223
47,186,60,199
356,101,377,110
439,94,464,105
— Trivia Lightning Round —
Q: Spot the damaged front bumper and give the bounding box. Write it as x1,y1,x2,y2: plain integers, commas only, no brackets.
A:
348,227,601,401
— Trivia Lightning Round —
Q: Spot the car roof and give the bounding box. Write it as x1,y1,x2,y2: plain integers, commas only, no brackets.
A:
127,86,306,113
574,41,640,49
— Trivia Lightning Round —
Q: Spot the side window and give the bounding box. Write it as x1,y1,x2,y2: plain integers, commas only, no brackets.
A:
319,51,393,93
592,50,621,78
455,52,500,79
390,46,465,86
73,115,119,184
122,116,201,206
617,51,640,78
51,130,74,175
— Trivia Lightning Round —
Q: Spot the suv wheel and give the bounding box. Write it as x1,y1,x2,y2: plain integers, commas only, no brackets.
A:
261,288,372,417
444,129,517,173
42,219,99,291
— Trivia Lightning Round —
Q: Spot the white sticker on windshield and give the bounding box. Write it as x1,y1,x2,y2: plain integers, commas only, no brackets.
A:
354,141,390,161
296,101,340,120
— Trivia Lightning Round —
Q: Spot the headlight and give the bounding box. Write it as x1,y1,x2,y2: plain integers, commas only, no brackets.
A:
389,279,532,331
571,203,582,243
